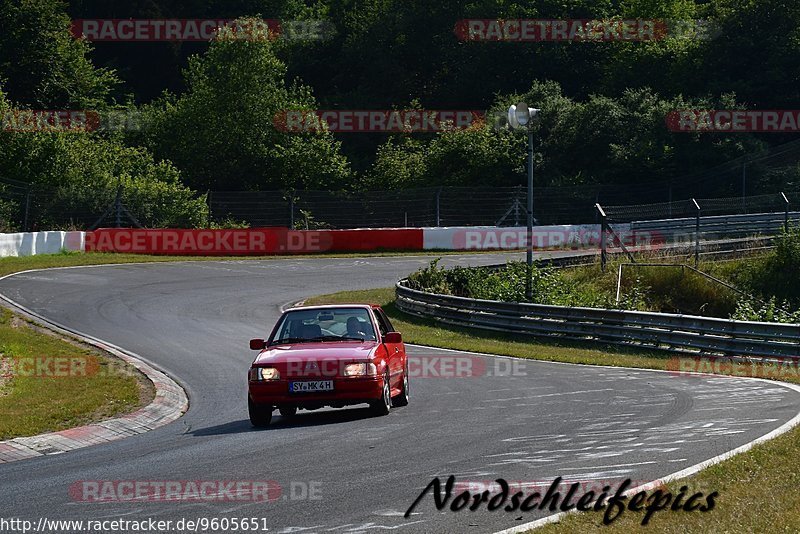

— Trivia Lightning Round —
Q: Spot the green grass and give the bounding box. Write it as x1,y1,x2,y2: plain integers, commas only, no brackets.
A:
0,308,150,439
306,286,800,533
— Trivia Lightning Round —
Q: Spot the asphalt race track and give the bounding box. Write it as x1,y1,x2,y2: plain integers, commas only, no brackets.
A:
1,253,799,533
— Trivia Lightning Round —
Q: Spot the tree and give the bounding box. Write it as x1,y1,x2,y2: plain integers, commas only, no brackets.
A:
0,0,119,108
0,89,207,229
367,79,763,197
133,17,352,191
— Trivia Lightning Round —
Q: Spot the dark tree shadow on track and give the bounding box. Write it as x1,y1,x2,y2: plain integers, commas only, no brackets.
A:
190,406,378,436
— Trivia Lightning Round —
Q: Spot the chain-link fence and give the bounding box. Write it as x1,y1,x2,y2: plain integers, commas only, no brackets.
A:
208,183,680,229
0,177,30,232
4,183,800,231
4,138,800,231
602,191,796,223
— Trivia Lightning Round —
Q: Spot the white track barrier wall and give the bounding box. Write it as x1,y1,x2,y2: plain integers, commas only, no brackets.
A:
0,231,85,257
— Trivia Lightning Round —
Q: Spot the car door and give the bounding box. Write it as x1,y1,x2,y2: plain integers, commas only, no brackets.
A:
374,308,403,389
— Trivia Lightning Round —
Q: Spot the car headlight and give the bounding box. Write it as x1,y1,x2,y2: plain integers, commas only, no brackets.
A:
249,367,280,381
343,363,377,377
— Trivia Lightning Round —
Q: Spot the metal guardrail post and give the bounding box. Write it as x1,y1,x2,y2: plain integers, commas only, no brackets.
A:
596,203,607,272
782,192,789,232
692,198,701,267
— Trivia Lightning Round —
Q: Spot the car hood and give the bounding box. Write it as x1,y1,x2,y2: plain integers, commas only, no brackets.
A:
254,341,380,365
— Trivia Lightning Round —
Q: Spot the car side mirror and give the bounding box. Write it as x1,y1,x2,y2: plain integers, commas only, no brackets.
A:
250,338,267,350
384,332,402,343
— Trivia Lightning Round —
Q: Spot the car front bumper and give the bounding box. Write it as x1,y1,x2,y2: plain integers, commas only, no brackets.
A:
248,376,383,408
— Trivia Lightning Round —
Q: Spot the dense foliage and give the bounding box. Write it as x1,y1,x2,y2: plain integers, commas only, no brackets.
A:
406,259,604,307
729,226,800,321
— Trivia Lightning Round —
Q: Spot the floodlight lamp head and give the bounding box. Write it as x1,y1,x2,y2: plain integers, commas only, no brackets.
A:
508,104,541,130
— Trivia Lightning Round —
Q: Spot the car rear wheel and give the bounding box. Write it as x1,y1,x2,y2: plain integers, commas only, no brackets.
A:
369,370,391,416
278,405,297,418
393,364,410,407
248,397,273,427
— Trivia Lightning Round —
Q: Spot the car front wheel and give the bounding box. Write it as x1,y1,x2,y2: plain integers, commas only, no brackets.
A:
249,397,273,427
369,370,391,416
393,364,409,407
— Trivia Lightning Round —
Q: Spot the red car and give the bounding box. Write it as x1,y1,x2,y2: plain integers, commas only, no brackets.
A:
247,304,409,426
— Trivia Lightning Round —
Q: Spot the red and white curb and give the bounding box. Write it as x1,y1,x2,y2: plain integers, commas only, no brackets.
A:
0,270,188,464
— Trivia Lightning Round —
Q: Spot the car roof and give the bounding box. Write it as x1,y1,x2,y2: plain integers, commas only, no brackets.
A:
284,304,378,312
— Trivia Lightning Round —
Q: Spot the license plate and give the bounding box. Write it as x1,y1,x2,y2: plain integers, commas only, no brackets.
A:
290,380,334,393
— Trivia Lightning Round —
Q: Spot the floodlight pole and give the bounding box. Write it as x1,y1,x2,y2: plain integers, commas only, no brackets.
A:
508,103,539,301
526,130,534,301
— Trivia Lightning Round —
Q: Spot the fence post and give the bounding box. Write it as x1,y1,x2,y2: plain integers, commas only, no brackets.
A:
596,203,607,272
289,196,295,229
668,181,673,217
115,185,123,228
782,192,789,232
23,186,31,232
741,163,747,213
692,198,700,267
435,188,441,227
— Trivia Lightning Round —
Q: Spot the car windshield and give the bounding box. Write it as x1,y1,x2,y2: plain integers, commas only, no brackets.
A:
270,307,377,345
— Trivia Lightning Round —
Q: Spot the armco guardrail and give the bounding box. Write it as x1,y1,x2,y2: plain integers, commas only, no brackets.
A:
396,282,800,358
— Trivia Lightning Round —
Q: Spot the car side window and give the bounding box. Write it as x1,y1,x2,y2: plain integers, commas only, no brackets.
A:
379,310,395,333
374,310,389,337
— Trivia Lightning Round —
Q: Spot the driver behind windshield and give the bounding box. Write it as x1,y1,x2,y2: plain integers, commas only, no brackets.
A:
346,316,369,339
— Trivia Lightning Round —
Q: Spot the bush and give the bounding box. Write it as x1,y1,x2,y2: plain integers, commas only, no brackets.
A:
406,259,602,306
405,256,766,318
736,226,800,307
731,296,800,324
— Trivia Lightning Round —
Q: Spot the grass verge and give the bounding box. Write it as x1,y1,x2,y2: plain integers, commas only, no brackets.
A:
305,286,800,533
0,308,152,440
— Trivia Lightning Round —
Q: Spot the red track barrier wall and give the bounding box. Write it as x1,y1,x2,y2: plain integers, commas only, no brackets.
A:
323,229,423,252
84,228,424,255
